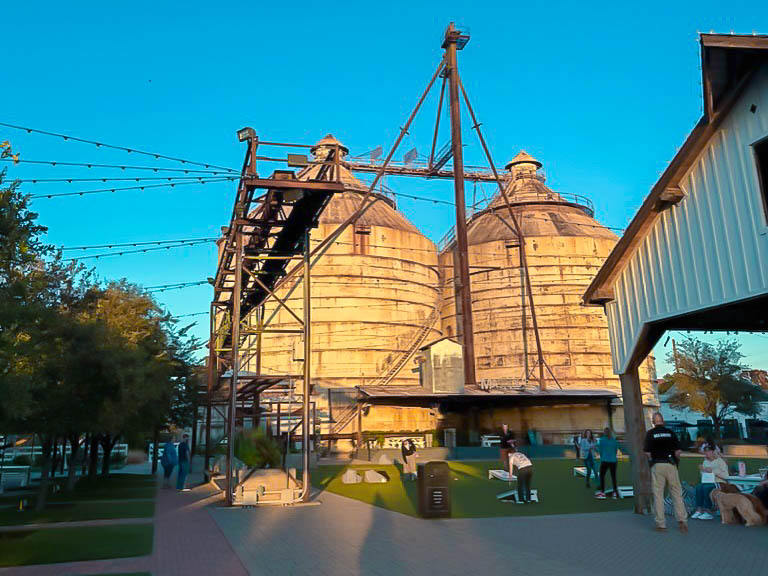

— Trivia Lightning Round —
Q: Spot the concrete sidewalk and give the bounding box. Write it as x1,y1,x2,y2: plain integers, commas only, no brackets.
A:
212,490,768,576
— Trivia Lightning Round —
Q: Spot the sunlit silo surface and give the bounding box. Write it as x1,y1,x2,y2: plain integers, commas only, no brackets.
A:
439,151,656,427
252,136,442,406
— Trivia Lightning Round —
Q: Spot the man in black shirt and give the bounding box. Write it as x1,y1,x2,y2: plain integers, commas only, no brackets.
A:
499,424,515,471
644,412,687,533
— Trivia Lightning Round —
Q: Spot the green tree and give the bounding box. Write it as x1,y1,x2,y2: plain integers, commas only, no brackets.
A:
665,337,768,437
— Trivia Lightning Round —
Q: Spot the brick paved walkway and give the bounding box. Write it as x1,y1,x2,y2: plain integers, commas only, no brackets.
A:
0,464,248,576
212,490,768,576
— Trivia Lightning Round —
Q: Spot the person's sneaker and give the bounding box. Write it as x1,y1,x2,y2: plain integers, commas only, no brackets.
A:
612,493,619,499
595,492,606,499
678,521,688,534
691,511,702,519
698,512,713,520
181,488,191,492
515,500,526,505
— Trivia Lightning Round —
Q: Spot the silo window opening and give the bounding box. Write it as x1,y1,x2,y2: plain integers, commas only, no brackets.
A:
354,225,371,254
754,136,768,223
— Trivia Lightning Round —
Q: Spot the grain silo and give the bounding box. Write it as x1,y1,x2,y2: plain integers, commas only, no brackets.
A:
252,135,442,433
438,151,656,436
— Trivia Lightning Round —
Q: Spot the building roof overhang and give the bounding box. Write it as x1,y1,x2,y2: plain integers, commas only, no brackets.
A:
583,33,768,306
358,384,619,401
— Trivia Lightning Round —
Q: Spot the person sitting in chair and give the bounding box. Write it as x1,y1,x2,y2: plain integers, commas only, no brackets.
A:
692,443,728,520
508,443,534,504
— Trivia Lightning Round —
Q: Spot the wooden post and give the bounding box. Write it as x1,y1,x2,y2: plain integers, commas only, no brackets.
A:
619,364,651,514
356,403,363,455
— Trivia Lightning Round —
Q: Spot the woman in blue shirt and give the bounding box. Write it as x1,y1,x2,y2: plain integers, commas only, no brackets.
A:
596,428,619,499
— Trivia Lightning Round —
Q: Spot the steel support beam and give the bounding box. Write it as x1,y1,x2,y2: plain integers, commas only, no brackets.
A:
444,23,476,387
225,229,243,505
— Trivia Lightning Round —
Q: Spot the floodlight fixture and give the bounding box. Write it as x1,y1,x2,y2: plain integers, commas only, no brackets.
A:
237,127,256,142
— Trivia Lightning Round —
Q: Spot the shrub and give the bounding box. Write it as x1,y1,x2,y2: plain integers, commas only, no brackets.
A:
234,430,281,469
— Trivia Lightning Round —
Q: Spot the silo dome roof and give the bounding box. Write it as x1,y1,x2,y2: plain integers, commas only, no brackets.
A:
299,135,428,234
463,151,617,243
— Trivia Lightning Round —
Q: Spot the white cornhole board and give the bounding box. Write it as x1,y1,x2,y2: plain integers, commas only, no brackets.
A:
617,486,633,499
364,470,388,484
496,489,539,503
377,454,393,465
488,469,517,482
573,466,597,478
342,469,362,484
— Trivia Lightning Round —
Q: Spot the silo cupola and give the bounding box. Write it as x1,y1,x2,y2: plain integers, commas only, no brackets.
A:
504,150,542,179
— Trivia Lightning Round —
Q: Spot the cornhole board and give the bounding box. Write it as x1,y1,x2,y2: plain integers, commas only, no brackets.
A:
496,489,539,503
488,469,517,482
617,486,633,499
573,466,593,478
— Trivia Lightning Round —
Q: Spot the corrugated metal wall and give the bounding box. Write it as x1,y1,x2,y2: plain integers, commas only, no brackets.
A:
607,63,768,373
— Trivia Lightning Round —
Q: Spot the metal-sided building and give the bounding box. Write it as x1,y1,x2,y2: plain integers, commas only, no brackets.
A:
584,33,768,511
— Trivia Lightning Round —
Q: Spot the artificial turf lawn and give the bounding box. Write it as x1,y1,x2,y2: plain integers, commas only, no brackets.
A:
0,500,155,526
313,457,768,518
0,524,154,567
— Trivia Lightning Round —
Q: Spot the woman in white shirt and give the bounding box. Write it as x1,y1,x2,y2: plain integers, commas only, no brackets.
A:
692,444,729,520
508,444,534,504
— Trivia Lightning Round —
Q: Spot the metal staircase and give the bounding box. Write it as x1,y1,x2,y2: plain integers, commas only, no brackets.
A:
368,293,444,388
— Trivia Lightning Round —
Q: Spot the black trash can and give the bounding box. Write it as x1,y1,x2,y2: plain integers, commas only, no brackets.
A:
417,461,451,518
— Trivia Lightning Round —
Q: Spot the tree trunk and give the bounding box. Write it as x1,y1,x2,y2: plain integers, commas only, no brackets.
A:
49,437,60,482
100,435,118,476
65,434,81,492
712,416,722,439
88,434,100,479
151,429,160,475
35,436,53,512
81,433,90,476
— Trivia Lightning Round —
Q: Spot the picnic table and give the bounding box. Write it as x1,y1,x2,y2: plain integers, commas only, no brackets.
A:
725,474,764,492
0,465,32,492
481,435,501,447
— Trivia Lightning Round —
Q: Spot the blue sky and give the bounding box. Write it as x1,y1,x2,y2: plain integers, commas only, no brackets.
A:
2,0,767,371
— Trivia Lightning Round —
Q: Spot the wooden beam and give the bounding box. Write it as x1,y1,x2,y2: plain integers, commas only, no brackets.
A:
619,365,652,515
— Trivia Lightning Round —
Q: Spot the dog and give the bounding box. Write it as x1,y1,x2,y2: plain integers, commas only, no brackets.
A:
711,489,768,527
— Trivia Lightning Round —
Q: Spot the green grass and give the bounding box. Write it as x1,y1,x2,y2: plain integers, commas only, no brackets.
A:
313,457,768,518
0,500,155,526
0,524,154,567
0,474,156,507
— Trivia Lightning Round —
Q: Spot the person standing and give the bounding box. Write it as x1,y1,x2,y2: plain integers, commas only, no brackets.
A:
644,412,687,533
596,428,619,499
176,433,191,492
499,424,515,471
508,444,534,504
160,439,177,489
401,439,418,481
579,430,598,488
691,443,728,520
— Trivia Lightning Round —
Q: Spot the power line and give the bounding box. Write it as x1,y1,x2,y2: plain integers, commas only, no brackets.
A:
0,158,236,175
144,280,209,293
29,177,236,199
64,240,215,261
0,122,240,173
60,237,217,251
16,176,237,184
